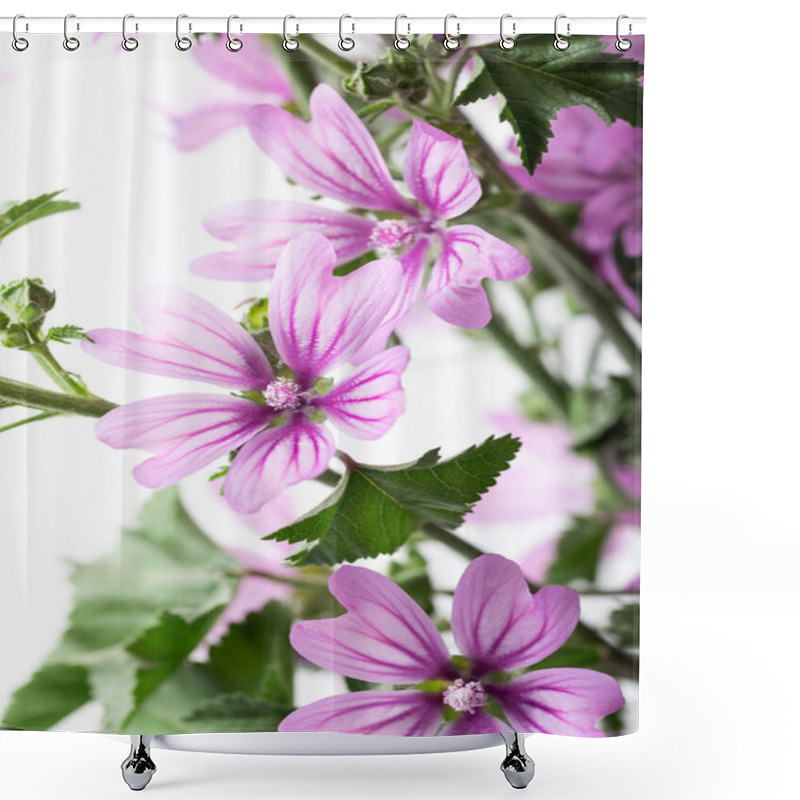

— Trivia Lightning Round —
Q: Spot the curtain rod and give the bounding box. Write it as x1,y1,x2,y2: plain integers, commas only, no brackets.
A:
0,16,646,36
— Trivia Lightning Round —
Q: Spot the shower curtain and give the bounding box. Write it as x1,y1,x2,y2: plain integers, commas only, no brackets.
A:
0,28,642,739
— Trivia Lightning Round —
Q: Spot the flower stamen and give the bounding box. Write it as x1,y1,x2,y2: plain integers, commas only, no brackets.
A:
263,377,303,411
442,679,488,715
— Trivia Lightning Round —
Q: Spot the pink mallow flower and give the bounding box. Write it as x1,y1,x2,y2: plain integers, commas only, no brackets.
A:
83,232,409,513
279,554,623,736
191,84,530,355
506,104,642,316
170,34,293,151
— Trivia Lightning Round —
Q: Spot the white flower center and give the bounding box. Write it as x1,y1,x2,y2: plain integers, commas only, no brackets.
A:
263,377,303,411
442,679,488,715
369,219,417,256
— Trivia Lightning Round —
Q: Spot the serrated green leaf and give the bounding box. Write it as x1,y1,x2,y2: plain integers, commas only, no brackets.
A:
0,191,80,240
547,516,611,585
456,35,643,172
46,324,91,344
1,664,90,729
184,693,293,733
268,435,520,566
207,602,294,705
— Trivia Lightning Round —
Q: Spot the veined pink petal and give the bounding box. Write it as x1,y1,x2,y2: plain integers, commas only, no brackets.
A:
347,238,430,364
440,709,508,735
190,201,374,281
451,554,580,674
269,232,402,382
169,104,252,152
315,346,409,440
95,394,272,489
403,120,482,220
278,691,444,736
425,225,530,329
577,180,641,255
491,668,625,737
246,85,415,213
83,286,273,390
290,565,451,684
224,416,335,513
192,34,293,100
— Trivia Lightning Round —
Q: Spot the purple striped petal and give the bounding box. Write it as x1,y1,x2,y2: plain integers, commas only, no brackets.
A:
192,34,293,100
440,709,508,735
269,232,402,382
290,565,451,684
451,554,580,674
491,668,625,737
245,85,415,213
403,120,481,220
95,394,272,489
425,225,530,328
347,237,430,364
83,286,273,390
190,201,374,282
169,104,252,152
224,416,335,513
315,346,409,440
278,691,444,736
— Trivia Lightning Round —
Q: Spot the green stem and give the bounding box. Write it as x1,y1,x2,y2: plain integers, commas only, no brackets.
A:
422,522,638,679
0,376,116,417
0,410,58,433
265,35,315,114
242,567,330,591
26,332,92,397
483,316,569,418
297,36,354,78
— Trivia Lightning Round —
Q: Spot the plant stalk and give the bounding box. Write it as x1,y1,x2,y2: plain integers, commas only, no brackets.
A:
0,376,116,418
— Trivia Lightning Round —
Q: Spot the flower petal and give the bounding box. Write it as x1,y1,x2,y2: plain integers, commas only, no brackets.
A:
278,691,444,736
347,237,430,364
269,232,402,381
246,85,414,213
169,104,252,152
451,554,580,674
95,394,272,489
315,346,409,440
491,668,625,737
440,709,508,735
83,286,273,390
224,416,335,513
190,201,374,282
403,120,482,219
290,565,451,684
425,225,530,329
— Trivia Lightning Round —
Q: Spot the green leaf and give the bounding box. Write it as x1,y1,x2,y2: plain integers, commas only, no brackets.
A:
46,325,91,344
607,602,640,650
456,35,643,172
1,664,90,729
547,516,611,585
268,435,521,566
206,603,294,705
184,693,293,733
0,191,80,240
387,547,435,615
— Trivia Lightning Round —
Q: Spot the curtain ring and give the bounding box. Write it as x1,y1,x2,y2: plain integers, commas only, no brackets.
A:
63,13,80,51
554,14,570,51
283,15,299,51
616,14,632,51
12,14,29,52
175,14,192,51
394,15,410,50
338,15,355,51
499,14,516,50
121,14,139,51
226,15,243,51
443,14,460,51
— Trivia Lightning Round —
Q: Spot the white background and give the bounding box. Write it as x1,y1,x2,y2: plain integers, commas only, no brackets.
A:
1,1,799,799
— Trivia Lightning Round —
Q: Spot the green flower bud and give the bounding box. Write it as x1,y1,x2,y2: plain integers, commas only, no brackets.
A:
1,322,30,349
0,278,56,330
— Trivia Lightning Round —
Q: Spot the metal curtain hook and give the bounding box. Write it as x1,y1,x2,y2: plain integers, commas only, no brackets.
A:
616,14,632,51
227,15,243,51
554,14,570,50
443,14,460,51
63,13,80,51
499,14,516,49
121,14,139,51
175,14,192,51
338,14,355,51
12,14,29,51
394,14,410,50
283,15,299,51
